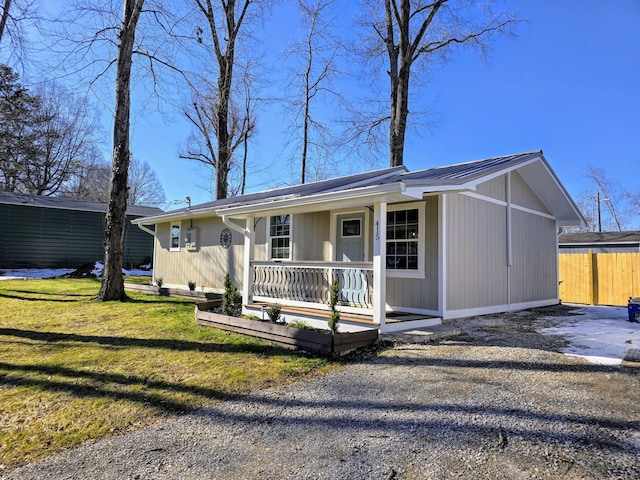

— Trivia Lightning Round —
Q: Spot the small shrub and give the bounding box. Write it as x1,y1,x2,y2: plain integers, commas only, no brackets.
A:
288,319,313,329
266,303,282,323
327,279,340,333
221,273,242,316
187,281,196,291
241,313,260,321
156,277,163,288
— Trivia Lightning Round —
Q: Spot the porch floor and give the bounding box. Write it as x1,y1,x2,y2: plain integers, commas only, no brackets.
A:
245,303,439,329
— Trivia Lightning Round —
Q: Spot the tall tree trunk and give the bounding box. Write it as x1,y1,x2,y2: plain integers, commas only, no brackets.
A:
390,0,411,167
0,0,12,45
97,0,144,301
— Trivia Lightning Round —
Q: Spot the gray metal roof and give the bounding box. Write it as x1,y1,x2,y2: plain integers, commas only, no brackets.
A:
133,150,583,227
389,151,542,184
559,231,640,245
155,165,408,216
0,191,163,217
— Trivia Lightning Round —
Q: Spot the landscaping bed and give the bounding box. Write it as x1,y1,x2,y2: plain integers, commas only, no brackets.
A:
195,300,378,357
124,282,220,301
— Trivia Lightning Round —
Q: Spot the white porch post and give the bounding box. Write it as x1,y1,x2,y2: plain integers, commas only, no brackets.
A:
373,202,387,329
242,216,255,306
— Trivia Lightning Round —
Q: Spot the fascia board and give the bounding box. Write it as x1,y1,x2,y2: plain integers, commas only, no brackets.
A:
462,156,541,190
518,156,587,227
131,207,218,225
214,183,406,217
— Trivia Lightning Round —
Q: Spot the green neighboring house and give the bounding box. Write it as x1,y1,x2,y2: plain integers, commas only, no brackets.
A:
0,192,162,269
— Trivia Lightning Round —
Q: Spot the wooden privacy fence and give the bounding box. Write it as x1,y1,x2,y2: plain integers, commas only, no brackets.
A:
559,250,640,306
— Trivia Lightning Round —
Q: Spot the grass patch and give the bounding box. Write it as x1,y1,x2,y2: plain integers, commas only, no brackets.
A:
0,279,334,469
122,275,152,285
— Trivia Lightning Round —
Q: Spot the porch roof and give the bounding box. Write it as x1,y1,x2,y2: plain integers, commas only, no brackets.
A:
132,151,584,227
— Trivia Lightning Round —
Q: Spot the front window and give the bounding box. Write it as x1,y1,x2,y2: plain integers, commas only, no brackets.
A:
386,204,424,277
386,209,419,270
269,215,291,259
170,223,181,251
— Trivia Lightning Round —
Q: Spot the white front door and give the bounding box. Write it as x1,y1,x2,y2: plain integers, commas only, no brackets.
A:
336,213,365,261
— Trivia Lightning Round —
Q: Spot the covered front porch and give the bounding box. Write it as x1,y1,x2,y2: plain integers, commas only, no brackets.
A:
217,193,441,333
243,260,440,332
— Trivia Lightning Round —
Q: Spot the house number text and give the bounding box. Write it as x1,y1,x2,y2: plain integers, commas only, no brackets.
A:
375,220,380,240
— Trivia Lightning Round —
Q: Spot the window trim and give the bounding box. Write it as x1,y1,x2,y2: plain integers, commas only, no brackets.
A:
386,202,425,279
267,214,292,260
340,217,362,238
170,222,181,252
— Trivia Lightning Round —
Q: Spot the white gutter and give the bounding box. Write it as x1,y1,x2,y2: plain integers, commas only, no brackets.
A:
221,215,249,236
135,222,156,236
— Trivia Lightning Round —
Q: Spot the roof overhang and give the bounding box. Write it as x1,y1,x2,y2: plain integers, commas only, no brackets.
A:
214,183,425,218
512,155,586,227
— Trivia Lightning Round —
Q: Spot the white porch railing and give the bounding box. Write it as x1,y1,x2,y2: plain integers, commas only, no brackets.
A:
251,261,373,309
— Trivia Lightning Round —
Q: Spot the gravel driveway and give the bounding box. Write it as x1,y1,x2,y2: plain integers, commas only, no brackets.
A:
5,306,640,479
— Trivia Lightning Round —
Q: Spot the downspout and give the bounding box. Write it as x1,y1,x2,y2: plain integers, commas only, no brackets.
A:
135,223,155,236
506,172,512,311
221,214,249,236
134,222,157,284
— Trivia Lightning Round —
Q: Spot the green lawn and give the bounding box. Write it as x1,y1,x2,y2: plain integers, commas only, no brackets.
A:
0,279,333,469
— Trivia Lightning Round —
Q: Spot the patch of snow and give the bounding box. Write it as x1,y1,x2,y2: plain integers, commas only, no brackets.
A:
539,305,640,365
123,268,152,276
91,262,104,277
0,268,75,280
0,262,152,280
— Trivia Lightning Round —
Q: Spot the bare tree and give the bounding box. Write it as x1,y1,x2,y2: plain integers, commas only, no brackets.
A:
47,0,185,300
185,0,257,200
286,0,342,184
181,93,253,189
361,0,521,167
63,157,165,207
584,166,630,232
61,157,111,200
24,82,101,195
238,67,256,194
126,157,166,206
97,0,146,301
0,0,38,70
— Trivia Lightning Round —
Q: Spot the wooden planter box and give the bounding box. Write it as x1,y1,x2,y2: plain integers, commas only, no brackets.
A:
195,301,378,357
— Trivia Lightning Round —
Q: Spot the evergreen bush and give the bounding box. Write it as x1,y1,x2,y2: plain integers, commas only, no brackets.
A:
327,279,340,333
221,273,242,316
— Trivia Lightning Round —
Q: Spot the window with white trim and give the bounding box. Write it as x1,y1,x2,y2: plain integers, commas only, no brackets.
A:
170,223,181,251
386,203,424,277
268,214,291,259
341,218,361,237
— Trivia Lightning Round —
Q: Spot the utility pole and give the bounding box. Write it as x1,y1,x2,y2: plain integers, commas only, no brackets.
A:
597,192,602,232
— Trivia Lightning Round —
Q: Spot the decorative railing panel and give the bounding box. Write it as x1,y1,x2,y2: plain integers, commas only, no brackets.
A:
252,262,373,308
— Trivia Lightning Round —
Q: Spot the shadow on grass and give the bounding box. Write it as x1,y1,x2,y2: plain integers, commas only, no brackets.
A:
0,290,193,305
0,361,238,414
0,292,89,302
0,328,277,355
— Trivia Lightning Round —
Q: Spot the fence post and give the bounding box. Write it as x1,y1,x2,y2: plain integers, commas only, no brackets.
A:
588,248,598,305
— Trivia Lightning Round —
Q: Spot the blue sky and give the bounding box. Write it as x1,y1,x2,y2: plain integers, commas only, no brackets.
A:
118,1,639,226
